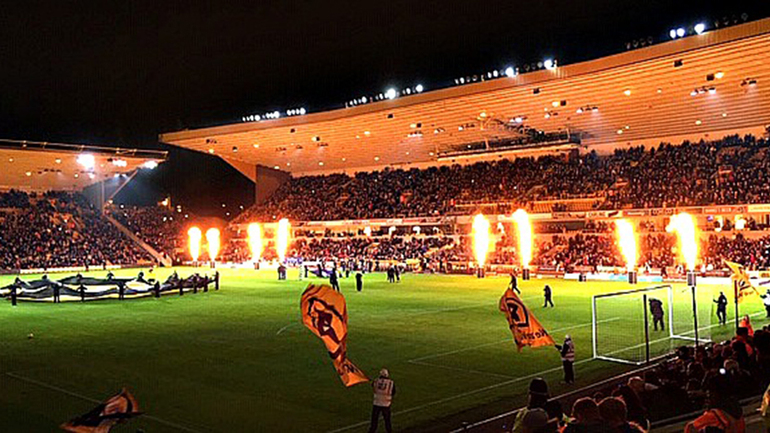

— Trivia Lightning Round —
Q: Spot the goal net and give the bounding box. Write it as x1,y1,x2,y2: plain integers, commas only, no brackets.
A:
592,285,712,365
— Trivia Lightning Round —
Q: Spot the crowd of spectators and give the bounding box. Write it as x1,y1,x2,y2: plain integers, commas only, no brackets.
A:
0,191,150,271
0,189,30,209
513,322,768,432
107,205,189,263
703,234,770,270
235,135,770,223
213,229,770,275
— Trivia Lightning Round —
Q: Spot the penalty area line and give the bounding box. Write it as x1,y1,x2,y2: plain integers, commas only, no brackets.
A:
5,372,203,433
326,358,596,433
328,318,621,433
409,317,620,363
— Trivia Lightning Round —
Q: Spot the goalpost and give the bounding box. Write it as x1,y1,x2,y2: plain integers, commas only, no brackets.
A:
592,284,711,365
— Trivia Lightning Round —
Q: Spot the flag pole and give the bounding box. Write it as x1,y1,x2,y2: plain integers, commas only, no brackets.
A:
734,279,740,333
687,271,698,346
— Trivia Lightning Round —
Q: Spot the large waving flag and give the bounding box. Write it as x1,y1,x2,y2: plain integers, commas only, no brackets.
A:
725,260,759,303
301,284,369,387
499,288,555,350
60,388,140,432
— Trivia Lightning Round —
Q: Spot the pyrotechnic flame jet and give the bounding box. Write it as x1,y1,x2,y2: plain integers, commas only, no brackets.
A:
276,218,291,262
615,219,637,273
247,223,264,263
512,209,532,269
666,213,698,271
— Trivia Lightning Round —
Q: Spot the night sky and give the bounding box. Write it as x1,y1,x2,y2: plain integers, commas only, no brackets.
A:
2,1,769,216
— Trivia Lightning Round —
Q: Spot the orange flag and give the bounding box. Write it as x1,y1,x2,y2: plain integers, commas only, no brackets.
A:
301,284,369,387
725,260,759,303
60,388,140,432
499,288,555,350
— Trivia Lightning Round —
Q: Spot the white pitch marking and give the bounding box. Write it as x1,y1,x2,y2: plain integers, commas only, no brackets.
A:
5,372,203,433
409,317,620,363
408,360,517,379
327,318,621,433
276,322,299,335
325,357,596,433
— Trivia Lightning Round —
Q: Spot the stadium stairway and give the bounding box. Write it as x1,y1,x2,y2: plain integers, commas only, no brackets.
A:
103,213,173,267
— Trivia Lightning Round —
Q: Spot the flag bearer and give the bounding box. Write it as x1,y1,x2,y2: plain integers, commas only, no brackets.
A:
369,368,396,433
555,335,575,384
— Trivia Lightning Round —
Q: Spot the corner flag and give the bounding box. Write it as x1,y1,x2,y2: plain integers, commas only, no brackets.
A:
725,260,759,303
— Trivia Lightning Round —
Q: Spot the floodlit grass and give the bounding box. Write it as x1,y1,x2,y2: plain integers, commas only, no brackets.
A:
0,268,760,432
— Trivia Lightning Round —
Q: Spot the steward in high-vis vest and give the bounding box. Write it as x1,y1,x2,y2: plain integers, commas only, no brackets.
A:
555,335,575,384
369,368,396,433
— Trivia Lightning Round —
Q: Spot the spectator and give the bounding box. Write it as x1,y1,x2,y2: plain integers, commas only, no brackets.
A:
563,397,604,433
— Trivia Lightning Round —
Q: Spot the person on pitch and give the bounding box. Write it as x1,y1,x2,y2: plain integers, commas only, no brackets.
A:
369,368,396,433
714,292,728,326
509,272,520,294
543,285,554,308
356,271,364,292
649,298,665,331
554,335,575,384
329,267,340,291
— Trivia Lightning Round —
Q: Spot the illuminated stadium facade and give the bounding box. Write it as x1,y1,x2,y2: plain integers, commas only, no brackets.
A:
163,18,770,183
0,138,166,195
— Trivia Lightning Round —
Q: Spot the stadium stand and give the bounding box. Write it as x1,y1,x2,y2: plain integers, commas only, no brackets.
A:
106,205,190,264
0,191,152,271
233,135,770,223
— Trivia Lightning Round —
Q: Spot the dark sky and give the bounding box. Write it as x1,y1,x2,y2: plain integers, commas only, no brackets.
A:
1,1,768,216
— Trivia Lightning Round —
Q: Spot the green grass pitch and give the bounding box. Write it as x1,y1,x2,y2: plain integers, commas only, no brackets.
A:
0,268,761,432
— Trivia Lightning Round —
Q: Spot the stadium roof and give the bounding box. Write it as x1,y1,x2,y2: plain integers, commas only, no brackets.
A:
0,139,167,192
161,18,770,176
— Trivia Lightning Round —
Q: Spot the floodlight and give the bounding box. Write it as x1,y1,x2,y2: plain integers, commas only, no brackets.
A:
77,154,95,169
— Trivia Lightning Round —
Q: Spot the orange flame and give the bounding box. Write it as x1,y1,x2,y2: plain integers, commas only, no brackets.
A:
247,223,264,263
512,209,533,269
472,214,491,267
615,219,637,272
276,218,291,262
188,227,202,262
666,212,698,271
206,228,221,262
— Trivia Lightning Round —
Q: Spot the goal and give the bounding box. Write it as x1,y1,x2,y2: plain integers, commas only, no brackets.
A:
592,285,711,365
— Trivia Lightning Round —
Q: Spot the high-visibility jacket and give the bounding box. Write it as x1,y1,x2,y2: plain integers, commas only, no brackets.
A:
684,409,745,433
560,339,575,362
738,318,754,336
373,377,395,407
